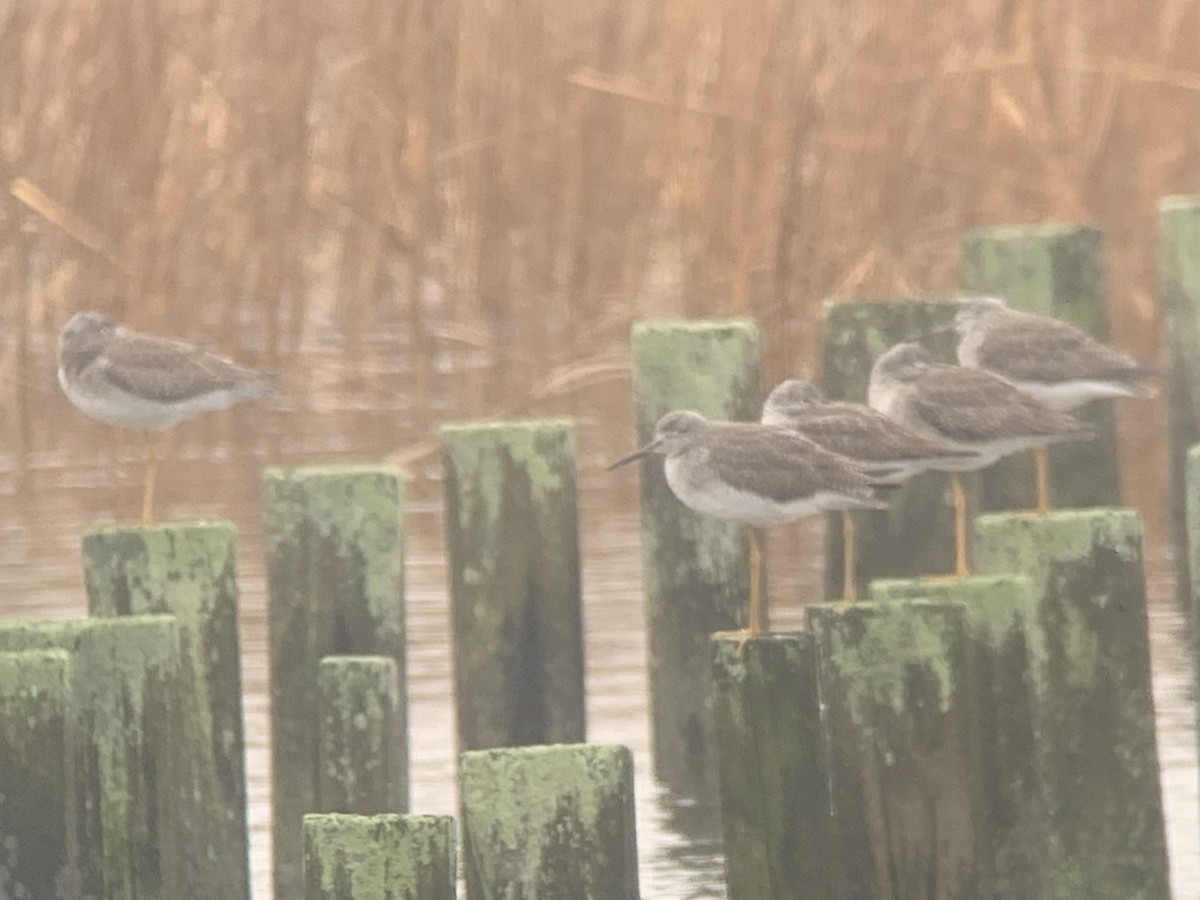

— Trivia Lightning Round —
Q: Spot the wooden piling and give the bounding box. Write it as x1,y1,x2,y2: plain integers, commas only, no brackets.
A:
869,575,1043,897
82,521,250,900
961,222,1120,510
303,813,456,900
459,743,638,900
1159,197,1200,604
440,419,585,750
805,600,986,899
820,300,961,592
631,318,760,796
710,633,831,900
975,508,1169,899
0,649,79,899
0,616,186,899
1188,446,1200,751
265,465,408,900
317,655,406,814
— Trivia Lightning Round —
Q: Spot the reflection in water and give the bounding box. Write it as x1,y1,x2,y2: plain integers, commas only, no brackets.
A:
0,330,1196,898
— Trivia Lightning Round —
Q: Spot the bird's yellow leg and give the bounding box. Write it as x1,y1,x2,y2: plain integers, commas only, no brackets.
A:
141,431,161,524
748,528,764,636
726,529,767,656
1034,445,1050,515
842,510,857,602
952,472,969,578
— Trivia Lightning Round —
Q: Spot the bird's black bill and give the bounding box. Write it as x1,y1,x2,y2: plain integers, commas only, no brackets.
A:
607,443,658,471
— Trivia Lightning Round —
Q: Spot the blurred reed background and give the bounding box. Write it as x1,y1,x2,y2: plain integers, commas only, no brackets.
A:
0,0,1190,414
3,4,1200,896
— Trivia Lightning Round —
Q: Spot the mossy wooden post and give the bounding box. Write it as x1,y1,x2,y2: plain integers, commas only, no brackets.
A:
1187,446,1200,755
975,508,1169,899
870,576,1043,897
0,650,79,899
459,743,638,900
631,318,760,797
317,656,406,814
441,420,585,751
962,222,1120,511
82,521,250,900
265,466,408,900
1159,197,1200,604
303,813,456,900
805,600,986,899
0,616,186,899
820,300,961,592
710,633,831,900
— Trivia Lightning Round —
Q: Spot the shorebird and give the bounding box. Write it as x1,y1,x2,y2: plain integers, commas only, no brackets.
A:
954,295,1156,511
762,379,977,599
868,342,1093,577
57,311,272,522
608,410,886,641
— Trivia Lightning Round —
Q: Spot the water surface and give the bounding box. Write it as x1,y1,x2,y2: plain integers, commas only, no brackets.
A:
0,326,1195,898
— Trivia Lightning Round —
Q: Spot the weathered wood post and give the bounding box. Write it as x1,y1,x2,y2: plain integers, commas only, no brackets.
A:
974,508,1169,899
962,222,1120,510
459,743,638,900
1159,196,1200,603
265,466,408,899
710,633,831,900
441,419,585,750
0,616,186,899
869,575,1043,896
317,655,406,813
820,300,961,592
82,521,250,900
0,649,79,899
303,813,457,900
1187,446,1200,756
631,318,760,797
805,600,986,899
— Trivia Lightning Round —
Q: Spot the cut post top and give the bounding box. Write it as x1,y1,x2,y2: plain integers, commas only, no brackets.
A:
869,573,1033,602
264,464,404,484
84,519,237,541
631,317,758,340
439,417,574,439
1157,195,1200,213
461,742,631,770
0,614,178,645
630,319,761,424
439,419,577,472
963,220,1101,244
975,506,1142,554
459,743,634,804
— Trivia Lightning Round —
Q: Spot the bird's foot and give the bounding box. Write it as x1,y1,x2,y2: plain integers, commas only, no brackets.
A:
713,628,765,658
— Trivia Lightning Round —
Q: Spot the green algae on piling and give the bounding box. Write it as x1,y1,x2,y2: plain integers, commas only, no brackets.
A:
629,318,760,799
264,465,408,900
83,520,251,900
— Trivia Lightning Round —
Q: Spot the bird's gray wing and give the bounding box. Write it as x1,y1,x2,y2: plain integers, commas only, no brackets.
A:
976,312,1151,384
704,425,882,505
101,332,266,403
912,366,1090,442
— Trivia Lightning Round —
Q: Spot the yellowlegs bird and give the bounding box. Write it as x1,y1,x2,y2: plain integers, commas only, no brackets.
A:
762,379,977,600
868,342,1093,577
58,311,272,523
608,410,887,641
954,295,1155,512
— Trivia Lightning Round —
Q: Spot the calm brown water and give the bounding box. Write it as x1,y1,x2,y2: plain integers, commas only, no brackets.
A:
0,324,1196,898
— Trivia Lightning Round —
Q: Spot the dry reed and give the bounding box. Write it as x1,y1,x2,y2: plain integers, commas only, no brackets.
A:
0,0,1194,404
